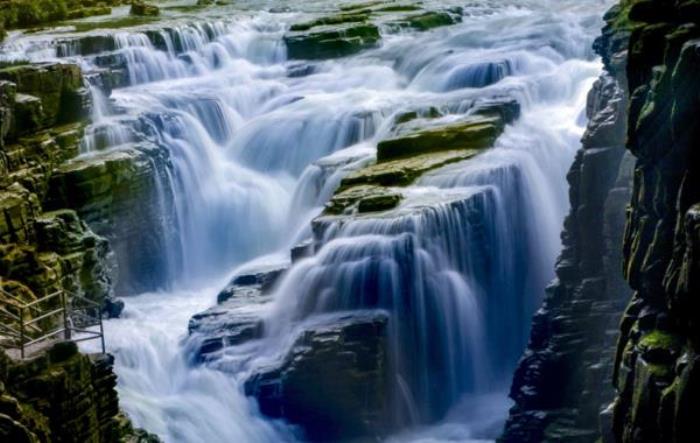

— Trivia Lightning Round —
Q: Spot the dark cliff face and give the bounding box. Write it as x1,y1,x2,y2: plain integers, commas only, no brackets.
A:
613,0,700,441
504,1,700,442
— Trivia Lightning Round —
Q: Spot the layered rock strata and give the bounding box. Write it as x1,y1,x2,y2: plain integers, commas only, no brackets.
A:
0,341,158,443
0,58,160,442
0,62,117,312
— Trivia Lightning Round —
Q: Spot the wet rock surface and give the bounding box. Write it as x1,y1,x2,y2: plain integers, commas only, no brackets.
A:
0,342,159,443
283,1,464,60
324,98,518,216
188,264,287,361
244,311,390,442
45,142,176,294
609,1,700,442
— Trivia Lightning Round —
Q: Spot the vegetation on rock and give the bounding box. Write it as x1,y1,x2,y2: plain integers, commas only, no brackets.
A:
130,2,160,17
0,0,125,40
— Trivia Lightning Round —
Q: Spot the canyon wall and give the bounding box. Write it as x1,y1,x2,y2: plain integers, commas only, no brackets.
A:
504,1,700,442
613,0,700,441
0,53,162,443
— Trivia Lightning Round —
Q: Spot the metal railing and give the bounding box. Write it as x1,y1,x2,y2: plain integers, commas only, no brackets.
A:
0,287,106,359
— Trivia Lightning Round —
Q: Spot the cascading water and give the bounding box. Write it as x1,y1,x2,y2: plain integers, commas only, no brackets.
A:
2,0,612,441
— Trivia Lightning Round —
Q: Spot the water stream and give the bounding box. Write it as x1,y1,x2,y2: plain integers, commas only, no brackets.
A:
2,0,610,441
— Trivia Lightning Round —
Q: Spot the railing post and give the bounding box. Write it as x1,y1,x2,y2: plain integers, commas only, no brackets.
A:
62,291,71,340
19,305,25,359
99,316,106,354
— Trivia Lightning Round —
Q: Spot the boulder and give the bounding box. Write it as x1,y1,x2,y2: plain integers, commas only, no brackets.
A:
216,264,287,303
245,311,390,441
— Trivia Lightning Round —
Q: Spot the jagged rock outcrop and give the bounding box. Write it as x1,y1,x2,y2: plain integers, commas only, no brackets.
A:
610,1,700,442
188,263,287,361
45,142,176,294
244,311,390,442
0,63,118,312
188,266,390,441
501,4,635,442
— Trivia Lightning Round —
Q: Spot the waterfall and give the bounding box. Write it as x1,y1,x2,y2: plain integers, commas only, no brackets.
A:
4,0,613,441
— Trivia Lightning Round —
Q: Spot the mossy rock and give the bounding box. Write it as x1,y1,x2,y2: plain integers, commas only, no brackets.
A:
325,185,402,215
377,115,503,161
638,330,684,364
0,183,40,244
345,149,481,188
130,2,160,17
0,63,87,130
284,23,381,60
388,10,461,31
66,6,112,20
290,13,370,32
13,93,44,136
374,4,422,13
56,34,117,57
340,1,385,12
393,107,442,126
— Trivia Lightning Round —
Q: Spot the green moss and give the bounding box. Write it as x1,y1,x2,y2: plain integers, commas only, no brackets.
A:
358,193,401,213
647,362,673,378
66,6,112,20
610,0,643,31
325,185,403,215
389,11,460,31
340,1,385,12
130,2,160,17
290,13,370,32
343,149,481,188
284,23,381,60
377,115,503,161
639,330,682,351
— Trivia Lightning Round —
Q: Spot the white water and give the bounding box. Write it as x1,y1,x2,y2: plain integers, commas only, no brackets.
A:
4,0,611,441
